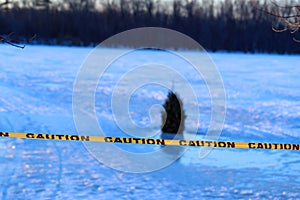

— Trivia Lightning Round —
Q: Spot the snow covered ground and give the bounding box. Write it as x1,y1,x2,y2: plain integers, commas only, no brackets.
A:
0,44,300,199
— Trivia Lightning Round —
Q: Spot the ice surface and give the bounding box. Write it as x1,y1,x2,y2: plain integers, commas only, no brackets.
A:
0,44,300,199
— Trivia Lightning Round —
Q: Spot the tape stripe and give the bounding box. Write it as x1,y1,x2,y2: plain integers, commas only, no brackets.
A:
1,131,300,151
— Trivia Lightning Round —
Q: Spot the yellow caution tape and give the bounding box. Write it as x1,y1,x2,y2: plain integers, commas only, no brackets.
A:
0,131,300,151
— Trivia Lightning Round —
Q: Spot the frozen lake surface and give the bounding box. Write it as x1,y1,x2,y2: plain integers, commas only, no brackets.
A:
0,45,300,199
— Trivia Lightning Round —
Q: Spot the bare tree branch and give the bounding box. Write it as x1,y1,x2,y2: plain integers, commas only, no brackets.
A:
0,33,25,49
263,9,300,19
272,26,288,33
261,1,300,43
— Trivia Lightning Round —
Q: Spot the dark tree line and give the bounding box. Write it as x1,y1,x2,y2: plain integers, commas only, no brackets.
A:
1,0,300,53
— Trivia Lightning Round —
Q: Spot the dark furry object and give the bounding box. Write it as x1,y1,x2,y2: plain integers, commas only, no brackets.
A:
161,91,186,134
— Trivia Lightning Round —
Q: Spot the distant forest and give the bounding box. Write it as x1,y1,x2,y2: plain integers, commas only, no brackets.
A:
1,0,300,53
